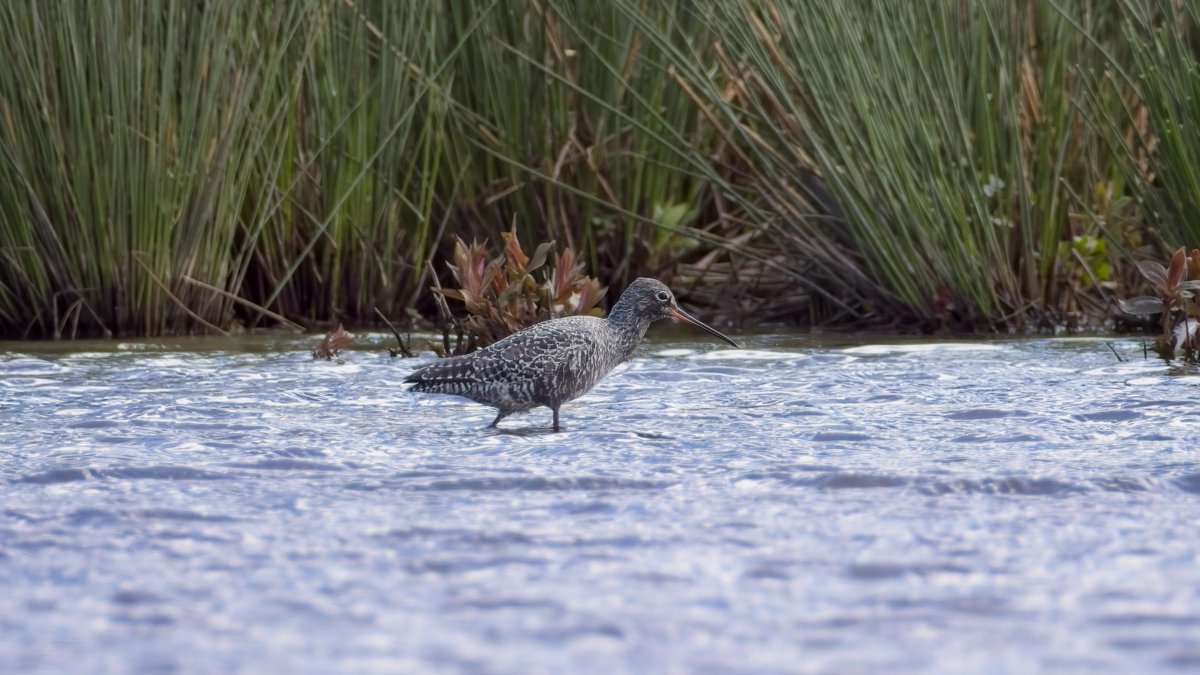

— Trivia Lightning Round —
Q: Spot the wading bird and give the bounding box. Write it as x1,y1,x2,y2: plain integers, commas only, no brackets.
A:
406,278,738,430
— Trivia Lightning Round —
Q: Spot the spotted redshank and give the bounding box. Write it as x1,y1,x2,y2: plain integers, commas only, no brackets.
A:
406,278,738,430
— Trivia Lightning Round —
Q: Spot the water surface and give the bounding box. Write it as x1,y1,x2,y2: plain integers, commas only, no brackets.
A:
2,333,1198,673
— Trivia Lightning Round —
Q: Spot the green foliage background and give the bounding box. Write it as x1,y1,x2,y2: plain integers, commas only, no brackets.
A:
0,0,1196,338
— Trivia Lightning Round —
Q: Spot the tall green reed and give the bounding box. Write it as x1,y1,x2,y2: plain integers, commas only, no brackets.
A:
250,0,450,326
0,0,1182,338
1095,0,1200,249
0,0,733,337
436,1,725,290
0,1,312,337
635,0,1130,328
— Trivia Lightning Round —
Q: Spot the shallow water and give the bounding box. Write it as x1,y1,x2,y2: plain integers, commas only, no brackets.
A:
2,332,1198,674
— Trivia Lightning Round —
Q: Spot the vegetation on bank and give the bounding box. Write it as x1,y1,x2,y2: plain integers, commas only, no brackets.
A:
0,0,1197,340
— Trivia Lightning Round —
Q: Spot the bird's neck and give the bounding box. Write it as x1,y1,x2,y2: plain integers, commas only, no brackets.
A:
605,301,654,360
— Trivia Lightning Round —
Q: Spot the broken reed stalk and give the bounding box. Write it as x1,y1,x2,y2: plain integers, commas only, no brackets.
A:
373,306,415,358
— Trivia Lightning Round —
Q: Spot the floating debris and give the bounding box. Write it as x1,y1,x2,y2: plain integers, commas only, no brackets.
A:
312,324,354,360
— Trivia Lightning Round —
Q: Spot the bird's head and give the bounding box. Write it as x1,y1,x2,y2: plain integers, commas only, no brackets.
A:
620,278,739,348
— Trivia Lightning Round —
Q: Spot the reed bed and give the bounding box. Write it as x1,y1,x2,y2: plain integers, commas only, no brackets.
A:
641,0,1144,329
1095,0,1200,249
0,0,1194,338
0,2,307,337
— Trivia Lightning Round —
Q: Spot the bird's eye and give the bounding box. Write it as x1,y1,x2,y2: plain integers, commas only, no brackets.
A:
655,291,670,302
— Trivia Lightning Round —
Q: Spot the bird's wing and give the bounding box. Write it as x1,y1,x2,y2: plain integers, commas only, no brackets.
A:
490,318,601,384
405,317,601,391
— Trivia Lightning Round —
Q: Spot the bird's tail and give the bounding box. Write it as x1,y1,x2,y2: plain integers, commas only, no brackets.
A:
405,356,479,394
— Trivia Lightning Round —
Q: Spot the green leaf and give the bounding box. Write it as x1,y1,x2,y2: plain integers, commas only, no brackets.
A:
1137,261,1168,289
652,202,694,231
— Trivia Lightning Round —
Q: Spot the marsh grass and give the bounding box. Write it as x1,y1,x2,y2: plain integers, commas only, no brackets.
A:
0,0,731,338
0,0,1194,338
252,0,451,326
1093,0,1200,248
640,0,1140,330
437,1,727,288
0,2,312,337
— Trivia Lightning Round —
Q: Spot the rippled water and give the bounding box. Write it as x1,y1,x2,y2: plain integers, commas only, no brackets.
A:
2,333,1199,674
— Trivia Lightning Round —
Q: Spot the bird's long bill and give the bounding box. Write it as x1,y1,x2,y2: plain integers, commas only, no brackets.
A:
668,308,739,348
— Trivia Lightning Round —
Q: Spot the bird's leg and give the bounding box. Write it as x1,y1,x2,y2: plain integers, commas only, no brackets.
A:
551,406,561,432
488,411,505,428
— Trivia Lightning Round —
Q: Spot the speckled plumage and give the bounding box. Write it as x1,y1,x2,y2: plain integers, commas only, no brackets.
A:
406,278,738,430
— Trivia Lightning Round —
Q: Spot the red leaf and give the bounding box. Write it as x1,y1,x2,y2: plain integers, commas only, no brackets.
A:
459,289,489,315
483,258,505,295
1166,247,1186,290
501,229,529,279
312,324,354,359
552,249,575,298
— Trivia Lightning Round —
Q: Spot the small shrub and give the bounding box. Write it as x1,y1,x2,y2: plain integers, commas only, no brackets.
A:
1119,247,1200,361
433,229,605,354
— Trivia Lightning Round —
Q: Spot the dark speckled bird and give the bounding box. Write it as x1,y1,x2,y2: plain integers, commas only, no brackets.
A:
405,278,739,431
